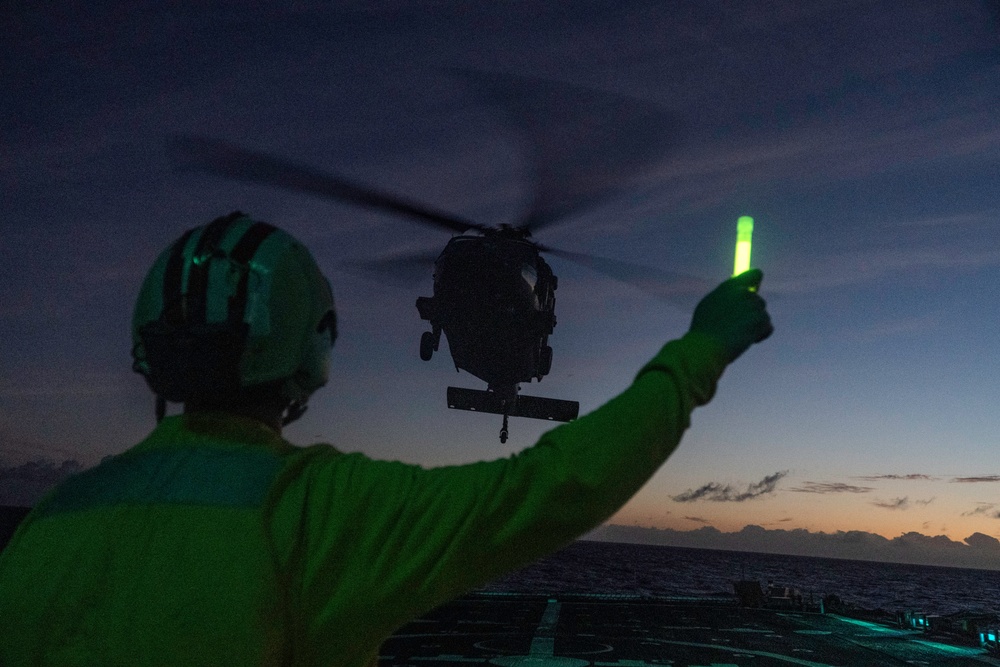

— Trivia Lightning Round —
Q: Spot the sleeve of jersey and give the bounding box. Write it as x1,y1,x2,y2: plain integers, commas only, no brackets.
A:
297,331,728,639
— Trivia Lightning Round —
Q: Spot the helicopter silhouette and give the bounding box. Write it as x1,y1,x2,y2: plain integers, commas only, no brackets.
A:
170,72,710,442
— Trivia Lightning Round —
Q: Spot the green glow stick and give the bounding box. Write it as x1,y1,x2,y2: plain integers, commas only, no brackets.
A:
733,215,753,276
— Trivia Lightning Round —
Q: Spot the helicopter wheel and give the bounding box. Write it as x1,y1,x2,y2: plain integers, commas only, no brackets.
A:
420,331,435,361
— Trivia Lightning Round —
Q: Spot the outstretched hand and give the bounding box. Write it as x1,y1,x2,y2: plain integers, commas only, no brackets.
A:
689,269,773,363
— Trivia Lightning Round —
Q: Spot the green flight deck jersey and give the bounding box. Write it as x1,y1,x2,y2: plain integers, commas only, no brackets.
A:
0,332,727,667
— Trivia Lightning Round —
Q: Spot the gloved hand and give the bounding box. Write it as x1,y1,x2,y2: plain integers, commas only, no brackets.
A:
689,268,773,363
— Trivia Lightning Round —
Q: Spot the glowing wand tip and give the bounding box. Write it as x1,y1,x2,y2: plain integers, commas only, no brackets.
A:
733,215,754,276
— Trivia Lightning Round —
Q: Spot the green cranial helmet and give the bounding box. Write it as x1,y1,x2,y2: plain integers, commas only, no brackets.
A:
131,212,336,424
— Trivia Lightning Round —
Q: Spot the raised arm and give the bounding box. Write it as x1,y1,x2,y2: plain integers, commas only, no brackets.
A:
292,270,772,649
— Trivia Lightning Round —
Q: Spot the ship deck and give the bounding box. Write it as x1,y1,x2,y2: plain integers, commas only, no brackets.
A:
382,593,1000,666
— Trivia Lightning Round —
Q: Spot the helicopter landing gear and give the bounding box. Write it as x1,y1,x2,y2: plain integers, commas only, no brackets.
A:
419,328,440,361
420,332,434,361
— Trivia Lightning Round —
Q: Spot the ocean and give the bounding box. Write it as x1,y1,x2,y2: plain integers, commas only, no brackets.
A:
4,505,998,618
480,540,1000,617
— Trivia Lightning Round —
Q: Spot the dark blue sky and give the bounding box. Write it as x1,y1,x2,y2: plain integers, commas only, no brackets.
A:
3,0,1000,565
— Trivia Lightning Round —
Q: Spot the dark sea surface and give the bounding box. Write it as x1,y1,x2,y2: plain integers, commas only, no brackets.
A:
481,540,1000,617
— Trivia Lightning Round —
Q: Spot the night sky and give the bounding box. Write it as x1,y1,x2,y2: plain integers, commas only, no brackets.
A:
4,1,1000,568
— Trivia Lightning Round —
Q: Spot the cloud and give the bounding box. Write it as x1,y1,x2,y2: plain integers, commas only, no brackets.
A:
871,496,934,510
965,533,1000,550
962,503,1000,519
849,315,945,343
951,476,1000,483
855,474,938,481
0,370,135,398
891,532,970,552
768,245,1000,296
873,497,910,510
683,516,711,524
758,518,795,528
586,523,1000,571
790,482,875,494
671,483,726,503
0,458,83,506
892,211,997,229
671,471,787,503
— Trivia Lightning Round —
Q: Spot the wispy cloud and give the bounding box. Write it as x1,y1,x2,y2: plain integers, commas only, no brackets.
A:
671,483,726,503
856,474,938,481
962,503,1000,519
873,497,910,510
684,516,711,524
0,370,136,398
872,496,934,510
768,245,1000,296
790,482,875,494
759,517,795,528
672,471,787,503
951,476,1000,483
850,315,945,343
889,210,997,229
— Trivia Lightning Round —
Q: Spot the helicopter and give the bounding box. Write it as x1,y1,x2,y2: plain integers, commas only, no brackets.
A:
416,225,576,443
170,73,709,442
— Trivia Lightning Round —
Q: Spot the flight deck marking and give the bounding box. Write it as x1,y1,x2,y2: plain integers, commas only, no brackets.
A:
387,600,990,667
653,640,836,667
721,628,775,633
411,655,486,663
910,639,985,657
490,599,588,667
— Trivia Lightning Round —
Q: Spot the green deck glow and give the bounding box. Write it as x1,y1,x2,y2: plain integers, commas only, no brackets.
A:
733,215,753,276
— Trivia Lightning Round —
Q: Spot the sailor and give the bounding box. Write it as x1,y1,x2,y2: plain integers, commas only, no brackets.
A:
0,212,773,667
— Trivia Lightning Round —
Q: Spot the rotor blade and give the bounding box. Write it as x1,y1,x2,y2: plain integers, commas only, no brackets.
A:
543,247,711,310
168,135,490,235
453,70,684,233
334,249,440,286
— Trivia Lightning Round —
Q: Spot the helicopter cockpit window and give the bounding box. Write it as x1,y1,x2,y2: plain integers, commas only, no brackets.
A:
520,264,538,291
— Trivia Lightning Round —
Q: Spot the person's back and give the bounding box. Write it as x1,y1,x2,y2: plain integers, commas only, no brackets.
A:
0,212,772,666
0,415,290,665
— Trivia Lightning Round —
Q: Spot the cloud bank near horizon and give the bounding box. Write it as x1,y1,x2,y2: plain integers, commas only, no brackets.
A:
587,523,1000,571
0,458,84,507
